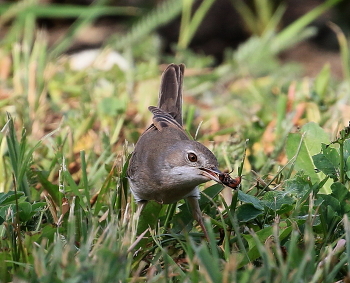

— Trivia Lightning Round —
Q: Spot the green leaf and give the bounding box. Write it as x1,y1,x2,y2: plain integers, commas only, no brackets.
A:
284,172,312,197
346,156,350,179
343,139,350,161
261,191,294,211
319,194,341,215
199,184,224,207
277,203,294,214
286,122,331,191
313,144,340,180
18,202,32,222
172,201,192,233
344,139,350,179
330,182,348,202
137,201,162,235
330,182,350,214
134,201,163,251
236,203,264,222
0,191,25,205
237,190,264,210
31,202,47,212
328,205,341,222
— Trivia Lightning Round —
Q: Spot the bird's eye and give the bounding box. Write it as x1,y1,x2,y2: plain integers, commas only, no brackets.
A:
187,152,198,162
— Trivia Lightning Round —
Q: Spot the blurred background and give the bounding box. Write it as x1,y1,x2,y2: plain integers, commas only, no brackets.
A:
1,0,348,77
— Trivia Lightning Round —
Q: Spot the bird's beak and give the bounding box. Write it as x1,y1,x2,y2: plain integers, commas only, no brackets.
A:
200,167,222,183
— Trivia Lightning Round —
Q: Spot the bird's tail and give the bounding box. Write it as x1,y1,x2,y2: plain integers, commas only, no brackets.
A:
158,64,184,126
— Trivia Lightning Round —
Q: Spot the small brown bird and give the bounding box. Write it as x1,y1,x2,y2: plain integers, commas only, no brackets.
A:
127,64,236,238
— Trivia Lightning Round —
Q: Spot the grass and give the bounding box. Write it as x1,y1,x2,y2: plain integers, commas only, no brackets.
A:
1,0,350,282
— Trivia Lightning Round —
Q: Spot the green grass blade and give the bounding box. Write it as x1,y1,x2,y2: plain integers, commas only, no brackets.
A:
0,3,140,18
114,0,182,49
328,22,350,80
178,0,216,49
273,0,342,53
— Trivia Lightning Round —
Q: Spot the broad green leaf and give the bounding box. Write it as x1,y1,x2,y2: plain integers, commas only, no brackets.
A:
199,184,224,207
261,191,294,211
31,202,47,212
286,122,331,192
330,182,350,214
343,139,350,162
134,201,163,252
172,201,192,233
236,203,264,222
284,172,312,196
312,143,340,180
345,140,350,179
330,182,348,201
137,201,162,236
0,191,25,205
277,203,294,214
320,204,342,229
18,202,32,222
319,194,341,215
238,190,264,210
346,156,350,179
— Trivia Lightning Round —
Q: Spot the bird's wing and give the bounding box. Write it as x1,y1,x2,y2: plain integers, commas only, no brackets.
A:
147,106,186,133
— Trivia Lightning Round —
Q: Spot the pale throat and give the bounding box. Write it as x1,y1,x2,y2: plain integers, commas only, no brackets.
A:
160,166,209,188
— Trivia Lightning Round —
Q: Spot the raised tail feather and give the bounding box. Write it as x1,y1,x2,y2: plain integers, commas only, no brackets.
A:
158,64,184,126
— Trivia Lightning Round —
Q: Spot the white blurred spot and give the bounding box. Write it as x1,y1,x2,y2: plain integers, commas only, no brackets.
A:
69,49,130,71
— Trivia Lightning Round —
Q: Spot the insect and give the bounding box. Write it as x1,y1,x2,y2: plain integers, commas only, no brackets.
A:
219,173,241,189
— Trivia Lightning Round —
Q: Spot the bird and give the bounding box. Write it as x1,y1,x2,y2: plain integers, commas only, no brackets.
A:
127,63,226,238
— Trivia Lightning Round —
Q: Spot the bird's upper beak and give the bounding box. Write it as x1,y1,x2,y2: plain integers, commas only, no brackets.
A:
200,167,222,183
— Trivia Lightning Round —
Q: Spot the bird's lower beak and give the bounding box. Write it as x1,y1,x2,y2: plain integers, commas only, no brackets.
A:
200,167,222,183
